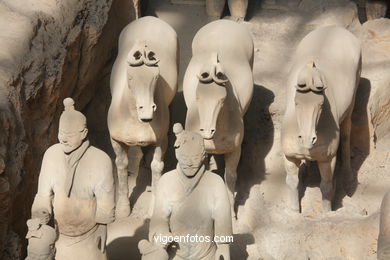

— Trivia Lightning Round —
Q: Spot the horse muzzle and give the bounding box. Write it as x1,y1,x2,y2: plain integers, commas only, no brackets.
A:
200,128,216,140
137,103,156,122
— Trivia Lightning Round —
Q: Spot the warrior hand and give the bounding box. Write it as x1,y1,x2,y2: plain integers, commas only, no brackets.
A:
153,231,173,249
31,209,51,225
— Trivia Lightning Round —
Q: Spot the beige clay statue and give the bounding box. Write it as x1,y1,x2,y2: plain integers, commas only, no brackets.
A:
108,16,179,218
281,26,361,212
378,192,390,259
30,98,115,260
25,218,56,260
138,239,169,260
206,0,248,20
183,19,253,218
149,123,232,260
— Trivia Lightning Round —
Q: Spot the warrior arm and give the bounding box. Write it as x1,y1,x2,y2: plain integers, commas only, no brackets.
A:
149,181,172,244
212,178,233,241
213,182,232,260
31,151,53,224
94,159,115,224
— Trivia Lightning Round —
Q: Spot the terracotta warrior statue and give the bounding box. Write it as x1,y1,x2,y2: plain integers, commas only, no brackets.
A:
149,123,232,260
25,218,56,260
378,191,390,259
29,98,115,260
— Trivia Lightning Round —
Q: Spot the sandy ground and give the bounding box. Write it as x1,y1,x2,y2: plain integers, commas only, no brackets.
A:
106,1,390,259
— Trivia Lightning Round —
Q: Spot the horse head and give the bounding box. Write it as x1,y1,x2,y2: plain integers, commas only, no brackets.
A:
195,52,228,140
126,41,160,122
294,61,327,149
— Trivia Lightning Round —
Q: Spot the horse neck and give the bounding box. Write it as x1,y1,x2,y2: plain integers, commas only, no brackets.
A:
218,85,242,126
323,82,339,124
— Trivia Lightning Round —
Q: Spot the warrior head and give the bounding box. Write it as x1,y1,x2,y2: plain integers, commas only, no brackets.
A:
58,98,88,154
173,123,206,177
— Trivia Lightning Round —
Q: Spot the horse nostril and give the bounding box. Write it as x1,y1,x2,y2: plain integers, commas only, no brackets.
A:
211,129,215,134
152,104,157,111
312,136,317,144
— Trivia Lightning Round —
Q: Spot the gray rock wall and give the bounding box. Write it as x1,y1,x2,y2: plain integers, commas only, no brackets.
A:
0,0,135,258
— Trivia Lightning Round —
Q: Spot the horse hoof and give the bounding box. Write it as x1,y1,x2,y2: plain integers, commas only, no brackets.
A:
116,200,131,219
322,201,332,212
344,178,357,197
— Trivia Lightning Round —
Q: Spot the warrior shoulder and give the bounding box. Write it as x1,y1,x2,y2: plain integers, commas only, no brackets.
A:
157,170,177,189
43,144,63,159
204,171,226,190
86,146,113,170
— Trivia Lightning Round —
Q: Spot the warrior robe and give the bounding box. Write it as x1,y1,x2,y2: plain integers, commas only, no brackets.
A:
150,165,232,260
31,142,115,260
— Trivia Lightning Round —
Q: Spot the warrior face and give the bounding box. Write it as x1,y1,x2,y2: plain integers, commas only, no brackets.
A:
177,151,205,178
58,125,88,154
175,134,206,178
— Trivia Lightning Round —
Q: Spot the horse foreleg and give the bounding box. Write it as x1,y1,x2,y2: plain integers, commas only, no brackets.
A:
224,148,241,219
148,139,167,217
206,0,225,18
228,0,248,20
284,156,301,213
151,138,167,192
111,138,130,219
318,157,337,212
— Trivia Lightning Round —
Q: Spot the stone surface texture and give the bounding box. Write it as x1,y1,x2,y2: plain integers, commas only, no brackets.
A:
0,0,135,258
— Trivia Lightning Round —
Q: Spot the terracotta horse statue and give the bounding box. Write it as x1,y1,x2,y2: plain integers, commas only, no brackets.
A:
281,26,361,212
183,19,254,218
108,16,179,218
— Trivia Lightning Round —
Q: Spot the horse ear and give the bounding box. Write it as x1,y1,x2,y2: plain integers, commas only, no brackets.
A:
311,70,326,92
296,66,310,91
127,41,145,66
143,48,160,66
209,52,228,85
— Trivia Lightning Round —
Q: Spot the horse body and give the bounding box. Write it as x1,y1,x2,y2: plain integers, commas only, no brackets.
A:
281,26,361,212
108,16,178,218
183,20,254,217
